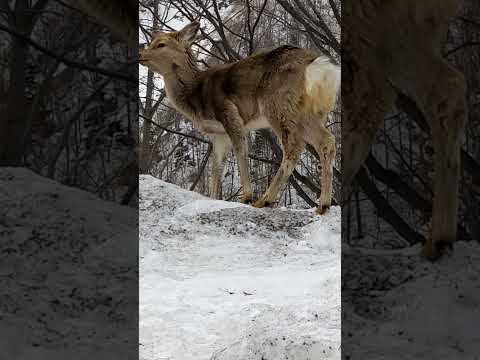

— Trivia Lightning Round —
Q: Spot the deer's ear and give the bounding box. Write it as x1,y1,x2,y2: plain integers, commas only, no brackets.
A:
178,22,200,45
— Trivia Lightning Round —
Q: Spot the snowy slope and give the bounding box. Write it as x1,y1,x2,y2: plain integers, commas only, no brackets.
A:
343,242,480,359
140,175,341,360
0,168,138,360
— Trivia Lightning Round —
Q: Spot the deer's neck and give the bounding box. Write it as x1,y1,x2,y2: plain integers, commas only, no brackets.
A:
163,60,200,120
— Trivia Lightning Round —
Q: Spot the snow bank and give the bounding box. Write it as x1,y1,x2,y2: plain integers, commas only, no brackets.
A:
343,240,480,359
140,175,341,360
0,168,137,360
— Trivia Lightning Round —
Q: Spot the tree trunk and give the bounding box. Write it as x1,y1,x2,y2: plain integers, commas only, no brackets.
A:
140,0,160,173
0,0,28,165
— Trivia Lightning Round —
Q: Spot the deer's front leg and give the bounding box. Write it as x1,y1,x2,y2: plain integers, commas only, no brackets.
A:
221,101,253,204
254,122,305,208
209,134,231,200
411,63,467,260
305,125,336,214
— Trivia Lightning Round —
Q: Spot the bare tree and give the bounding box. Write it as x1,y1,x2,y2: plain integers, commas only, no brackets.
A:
139,0,341,209
0,0,138,205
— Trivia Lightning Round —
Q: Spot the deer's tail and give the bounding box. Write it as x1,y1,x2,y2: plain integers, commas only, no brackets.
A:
304,56,340,115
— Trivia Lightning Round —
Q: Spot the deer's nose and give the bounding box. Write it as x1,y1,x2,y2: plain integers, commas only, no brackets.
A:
139,50,147,63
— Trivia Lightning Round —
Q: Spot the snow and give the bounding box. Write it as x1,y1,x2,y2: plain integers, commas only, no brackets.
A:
343,241,480,359
0,168,138,360
4,169,476,359
140,175,341,360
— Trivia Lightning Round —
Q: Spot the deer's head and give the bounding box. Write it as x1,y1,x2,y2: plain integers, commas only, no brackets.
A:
139,22,200,75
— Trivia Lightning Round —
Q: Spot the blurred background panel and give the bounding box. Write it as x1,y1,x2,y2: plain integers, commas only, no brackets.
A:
0,1,139,359
0,0,139,206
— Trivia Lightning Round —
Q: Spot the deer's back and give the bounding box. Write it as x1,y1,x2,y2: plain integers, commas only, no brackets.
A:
347,0,458,51
343,0,460,128
194,46,319,120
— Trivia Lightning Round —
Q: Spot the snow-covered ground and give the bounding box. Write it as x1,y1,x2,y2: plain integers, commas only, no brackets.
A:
343,241,480,359
139,175,341,360
4,168,477,359
0,168,138,360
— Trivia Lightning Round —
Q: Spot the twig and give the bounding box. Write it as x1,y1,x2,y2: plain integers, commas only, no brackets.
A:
139,114,211,144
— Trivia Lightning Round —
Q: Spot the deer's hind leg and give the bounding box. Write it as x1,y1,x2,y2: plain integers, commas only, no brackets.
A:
303,119,336,214
398,60,467,260
253,118,305,208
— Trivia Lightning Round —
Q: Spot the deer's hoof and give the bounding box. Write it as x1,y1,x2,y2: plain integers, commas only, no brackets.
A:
421,237,453,261
240,194,253,204
253,199,271,208
316,204,330,215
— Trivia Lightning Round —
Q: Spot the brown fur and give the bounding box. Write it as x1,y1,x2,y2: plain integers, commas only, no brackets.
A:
140,22,340,212
343,0,467,260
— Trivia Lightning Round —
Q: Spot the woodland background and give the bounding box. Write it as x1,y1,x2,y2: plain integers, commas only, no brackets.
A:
139,0,480,248
138,0,342,209
0,0,138,205
1,0,479,247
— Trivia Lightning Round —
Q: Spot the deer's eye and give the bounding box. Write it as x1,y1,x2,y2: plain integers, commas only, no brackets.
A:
156,43,166,48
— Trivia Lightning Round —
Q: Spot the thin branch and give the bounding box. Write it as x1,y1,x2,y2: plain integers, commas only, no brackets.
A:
445,41,480,56
139,114,210,144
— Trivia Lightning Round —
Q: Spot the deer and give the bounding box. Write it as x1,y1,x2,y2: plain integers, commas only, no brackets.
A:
342,0,467,260
73,1,465,260
138,22,340,214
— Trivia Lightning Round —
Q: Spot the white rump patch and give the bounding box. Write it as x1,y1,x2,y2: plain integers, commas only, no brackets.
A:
305,57,341,98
